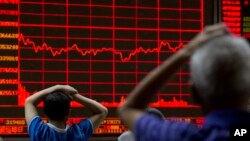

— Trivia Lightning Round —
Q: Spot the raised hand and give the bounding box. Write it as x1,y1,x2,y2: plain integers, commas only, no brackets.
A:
55,85,78,96
184,23,230,56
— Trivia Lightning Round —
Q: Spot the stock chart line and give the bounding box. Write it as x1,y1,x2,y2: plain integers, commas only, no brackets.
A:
19,34,184,62
17,83,198,108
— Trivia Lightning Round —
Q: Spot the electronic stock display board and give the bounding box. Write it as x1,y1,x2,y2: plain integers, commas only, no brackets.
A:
0,0,213,135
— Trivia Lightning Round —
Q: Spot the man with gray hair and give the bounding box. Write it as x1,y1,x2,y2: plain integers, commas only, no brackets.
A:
191,35,250,112
118,23,250,141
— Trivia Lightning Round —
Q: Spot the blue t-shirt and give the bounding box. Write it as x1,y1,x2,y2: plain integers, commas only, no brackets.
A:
135,110,250,141
28,116,93,141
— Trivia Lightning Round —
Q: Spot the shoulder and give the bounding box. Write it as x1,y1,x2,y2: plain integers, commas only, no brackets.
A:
135,114,198,141
69,119,93,139
28,116,41,125
28,116,50,139
28,116,45,130
135,114,162,130
136,114,197,130
74,119,93,130
71,119,93,132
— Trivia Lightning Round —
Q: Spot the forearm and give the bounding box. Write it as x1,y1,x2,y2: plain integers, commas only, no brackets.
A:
121,47,190,110
25,85,59,106
73,94,108,115
25,85,60,123
118,23,229,131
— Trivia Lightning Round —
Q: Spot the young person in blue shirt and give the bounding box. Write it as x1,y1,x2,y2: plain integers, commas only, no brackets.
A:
118,23,250,141
25,85,108,141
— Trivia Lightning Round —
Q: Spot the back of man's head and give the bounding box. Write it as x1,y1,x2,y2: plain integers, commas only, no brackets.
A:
44,91,71,121
191,35,250,110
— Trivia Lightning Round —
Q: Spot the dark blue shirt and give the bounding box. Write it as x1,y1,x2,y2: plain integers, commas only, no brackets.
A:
135,110,250,141
28,116,93,141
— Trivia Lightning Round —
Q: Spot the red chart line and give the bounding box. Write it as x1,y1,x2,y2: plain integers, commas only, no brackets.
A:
66,0,69,84
17,82,198,108
179,0,183,100
42,0,45,89
17,0,203,108
89,0,93,98
19,34,184,62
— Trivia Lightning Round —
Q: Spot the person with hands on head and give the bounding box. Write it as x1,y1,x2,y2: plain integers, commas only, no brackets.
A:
119,23,250,141
25,85,108,141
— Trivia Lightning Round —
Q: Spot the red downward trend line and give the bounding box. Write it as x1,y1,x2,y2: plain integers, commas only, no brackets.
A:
19,34,184,62
18,83,199,108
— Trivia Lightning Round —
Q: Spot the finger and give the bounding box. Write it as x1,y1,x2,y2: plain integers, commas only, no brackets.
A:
67,85,76,89
65,85,77,91
69,87,78,93
204,23,228,34
67,94,73,100
206,29,229,41
204,23,225,32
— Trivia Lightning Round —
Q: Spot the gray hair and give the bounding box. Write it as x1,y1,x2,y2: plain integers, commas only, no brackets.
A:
191,35,250,107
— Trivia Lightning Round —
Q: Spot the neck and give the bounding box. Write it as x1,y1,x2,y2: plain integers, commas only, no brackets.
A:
49,120,66,129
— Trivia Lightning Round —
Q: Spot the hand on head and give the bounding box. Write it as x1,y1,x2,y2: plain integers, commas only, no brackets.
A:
55,85,78,100
184,23,230,56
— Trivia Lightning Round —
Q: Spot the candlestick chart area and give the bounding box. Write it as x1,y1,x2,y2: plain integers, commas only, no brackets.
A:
0,0,212,135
